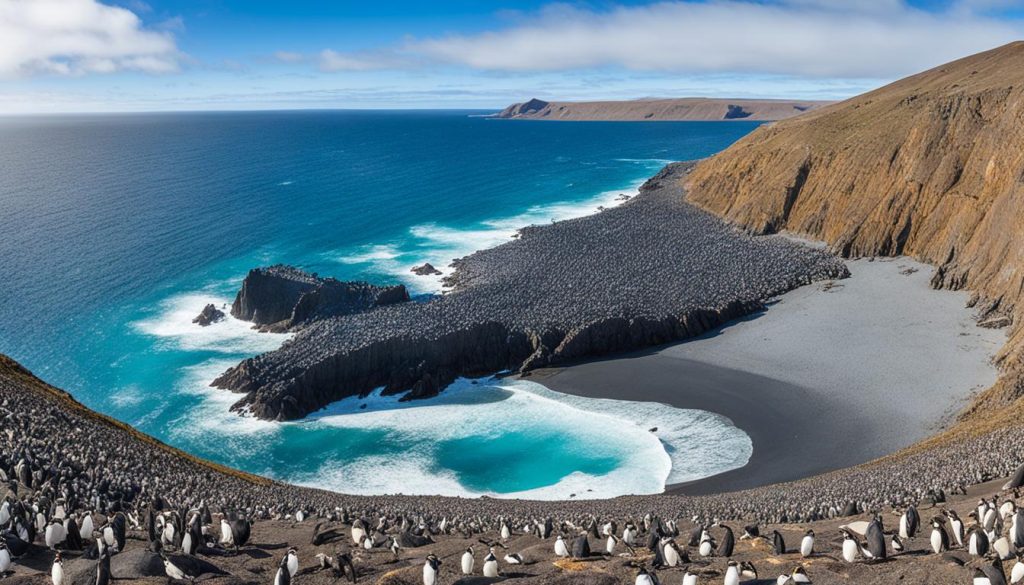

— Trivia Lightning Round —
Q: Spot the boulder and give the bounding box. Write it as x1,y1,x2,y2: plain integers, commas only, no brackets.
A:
192,304,226,327
411,263,442,276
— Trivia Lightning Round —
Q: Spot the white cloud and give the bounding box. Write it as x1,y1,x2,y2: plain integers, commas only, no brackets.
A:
322,0,1021,78
0,0,180,77
274,51,306,64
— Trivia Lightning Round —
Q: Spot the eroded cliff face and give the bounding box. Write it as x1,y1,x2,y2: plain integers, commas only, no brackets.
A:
686,41,1024,419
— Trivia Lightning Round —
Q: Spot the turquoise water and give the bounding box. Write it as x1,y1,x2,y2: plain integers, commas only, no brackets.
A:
0,111,755,498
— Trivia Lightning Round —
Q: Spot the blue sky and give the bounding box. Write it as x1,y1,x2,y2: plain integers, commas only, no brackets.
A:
2,0,1023,113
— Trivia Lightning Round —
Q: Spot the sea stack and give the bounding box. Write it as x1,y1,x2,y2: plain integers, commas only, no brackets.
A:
230,265,409,332
192,304,225,327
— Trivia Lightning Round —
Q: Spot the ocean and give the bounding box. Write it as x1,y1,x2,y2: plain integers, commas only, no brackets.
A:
0,110,757,499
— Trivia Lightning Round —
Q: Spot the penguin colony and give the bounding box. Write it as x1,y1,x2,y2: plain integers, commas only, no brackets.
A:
6,354,1024,583
212,162,849,421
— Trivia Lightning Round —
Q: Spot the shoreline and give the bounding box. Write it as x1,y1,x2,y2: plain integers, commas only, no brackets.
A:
533,257,1004,495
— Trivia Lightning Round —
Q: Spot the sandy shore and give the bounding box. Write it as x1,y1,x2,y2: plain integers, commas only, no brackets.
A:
534,257,1005,494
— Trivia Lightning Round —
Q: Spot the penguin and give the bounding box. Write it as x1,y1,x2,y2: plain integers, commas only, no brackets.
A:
554,535,570,557
286,547,298,577
500,521,511,541
63,515,82,551
772,530,786,555
699,530,715,557
662,538,680,567
605,533,619,555
899,505,920,539
482,549,499,578
295,510,305,523
1011,552,1024,584
504,552,524,565
864,516,886,559
740,561,758,580
51,551,63,585
95,548,111,585
623,523,637,546
892,534,904,554
841,529,858,563
0,540,11,574
741,524,760,540
79,512,94,542
948,510,966,548
682,566,698,585
45,518,67,550
790,566,810,584
1013,509,1024,550
423,553,441,585
351,518,366,546
717,523,735,558
687,518,703,546
977,555,1009,585
572,533,591,559
724,560,740,585
461,546,474,575
931,516,949,554
800,529,814,557
273,554,291,585
635,566,658,585
971,525,991,557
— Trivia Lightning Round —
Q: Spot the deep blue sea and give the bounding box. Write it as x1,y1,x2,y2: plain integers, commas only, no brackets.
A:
0,111,755,498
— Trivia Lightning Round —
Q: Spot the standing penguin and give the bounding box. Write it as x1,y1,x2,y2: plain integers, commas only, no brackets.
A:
1013,508,1024,550
482,549,499,578
554,535,570,558
800,529,814,557
461,546,474,575
286,548,298,578
661,538,680,567
841,529,858,563
1011,552,1024,584
717,523,735,558
51,551,63,585
899,505,920,539
95,548,111,585
273,554,291,585
772,530,786,555
723,560,740,585
930,517,949,554
864,516,886,560
970,525,991,557
423,553,441,585
635,566,658,585
0,540,10,574
947,510,965,548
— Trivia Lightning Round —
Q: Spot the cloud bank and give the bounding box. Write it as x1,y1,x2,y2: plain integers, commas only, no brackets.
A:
0,0,179,77
323,0,1023,78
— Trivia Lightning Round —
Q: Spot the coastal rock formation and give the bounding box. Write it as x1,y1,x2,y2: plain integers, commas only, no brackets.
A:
230,265,409,331
685,41,1024,422
496,97,829,121
411,262,442,276
192,303,225,326
212,163,846,421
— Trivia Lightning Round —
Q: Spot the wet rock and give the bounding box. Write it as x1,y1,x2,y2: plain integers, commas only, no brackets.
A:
411,263,442,276
193,303,226,326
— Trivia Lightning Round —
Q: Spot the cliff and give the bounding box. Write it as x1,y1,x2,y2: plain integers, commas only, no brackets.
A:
231,265,409,331
495,97,829,122
685,41,1024,420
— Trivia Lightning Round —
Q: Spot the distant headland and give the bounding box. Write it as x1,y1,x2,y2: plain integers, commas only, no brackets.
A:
493,97,830,122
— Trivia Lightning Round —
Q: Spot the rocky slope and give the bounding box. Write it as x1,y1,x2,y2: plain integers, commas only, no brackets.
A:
230,265,409,332
496,97,829,121
685,41,1024,423
212,163,846,421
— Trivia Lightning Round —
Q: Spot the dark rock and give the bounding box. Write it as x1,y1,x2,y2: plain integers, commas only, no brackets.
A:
192,303,225,327
230,265,409,331
411,263,442,276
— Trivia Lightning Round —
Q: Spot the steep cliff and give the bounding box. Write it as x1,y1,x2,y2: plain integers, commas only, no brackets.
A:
496,97,829,121
685,41,1024,419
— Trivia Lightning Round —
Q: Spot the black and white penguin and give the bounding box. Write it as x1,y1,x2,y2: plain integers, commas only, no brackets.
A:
947,510,965,548
1011,552,1024,584
51,551,63,585
461,546,474,574
892,534,904,554
286,547,298,577
635,566,659,585
717,523,735,558
971,525,991,557
930,516,949,554
482,548,499,578
799,529,814,558
95,549,111,585
554,535,569,558
273,554,291,585
500,520,511,541
422,553,441,585
864,516,886,560
682,566,698,585
661,538,681,567
687,518,703,546
790,566,810,584
63,515,82,551
45,519,66,550
724,560,740,585
503,552,524,565
976,555,1008,585
0,539,10,574
1013,508,1024,550
772,530,786,555
899,505,920,539
841,529,858,563
741,524,760,540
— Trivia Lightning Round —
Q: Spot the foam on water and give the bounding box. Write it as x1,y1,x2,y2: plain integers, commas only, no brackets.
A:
334,174,653,294
133,292,291,354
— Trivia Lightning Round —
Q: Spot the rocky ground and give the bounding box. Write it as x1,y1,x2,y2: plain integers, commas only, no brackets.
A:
212,162,848,421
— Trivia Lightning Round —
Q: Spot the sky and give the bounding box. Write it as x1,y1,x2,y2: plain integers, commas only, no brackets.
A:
2,0,1024,113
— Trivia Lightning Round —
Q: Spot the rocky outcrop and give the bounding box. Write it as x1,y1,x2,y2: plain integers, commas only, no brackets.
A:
193,304,225,326
212,163,846,421
230,265,409,331
411,263,442,276
685,41,1024,424
495,97,829,121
